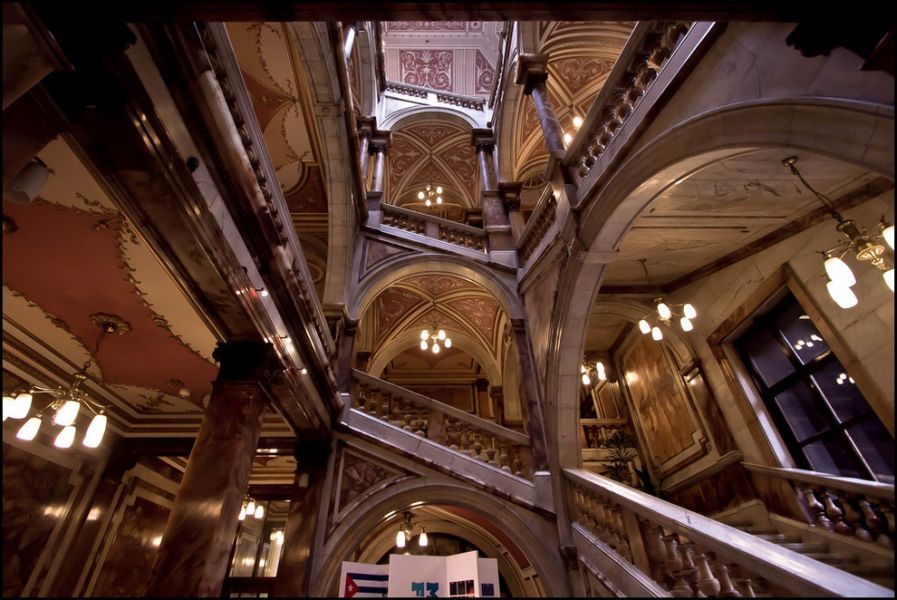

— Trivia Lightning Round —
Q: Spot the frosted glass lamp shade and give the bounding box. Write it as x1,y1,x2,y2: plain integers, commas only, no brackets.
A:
420,340,428,350
638,319,651,334
572,115,583,128
656,303,672,320
563,132,573,146
425,199,431,207
54,400,80,426
436,186,443,194
438,329,446,340
582,372,591,386
418,191,425,199
5,158,49,204
883,225,894,249
9,393,31,419
246,500,256,514
254,504,264,519
683,303,697,319
432,343,440,354
444,338,452,348
420,329,429,340
824,256,856,287
396,529,406,548
239,506,246,521
418,529,428,547
651,326,663,341
2,395,13,421
884,268,894,292
54,425,76,448
83,414,107,448
826,280,858,308
680,317,693,332
16,416,41,441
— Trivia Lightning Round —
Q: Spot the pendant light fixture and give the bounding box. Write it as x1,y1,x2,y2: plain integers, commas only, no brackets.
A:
419,303,452,354
395,512,428,551
783,156,894,307
418,183,444,208
581,360,608,386
4,314,128,450
634,259,699,342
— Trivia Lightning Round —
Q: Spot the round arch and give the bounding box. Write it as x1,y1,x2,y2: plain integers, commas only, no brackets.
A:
350,253,525,321
381,105,481,131
546,98,894,468
311,479,569,597
367,329,502,385
588,299,693,367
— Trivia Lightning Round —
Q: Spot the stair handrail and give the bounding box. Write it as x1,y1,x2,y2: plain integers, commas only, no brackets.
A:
352,369,530,446
742,462,894,502
380,202,487,237
564,467,893,597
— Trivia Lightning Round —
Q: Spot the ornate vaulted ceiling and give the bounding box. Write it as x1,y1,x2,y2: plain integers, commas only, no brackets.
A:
226,22,329,299
360,274,508,380
382,22,502,96
2,137,292,437
511,21,634,182
387,119,478,221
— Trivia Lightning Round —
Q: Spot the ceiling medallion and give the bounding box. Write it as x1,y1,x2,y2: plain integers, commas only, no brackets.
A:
90,312,132,335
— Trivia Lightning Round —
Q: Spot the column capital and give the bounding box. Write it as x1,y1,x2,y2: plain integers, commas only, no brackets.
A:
212,340,279,383
470,127,495,151
514,53,551,95
498,181,523,210
369,131,391,154
357,115,377,137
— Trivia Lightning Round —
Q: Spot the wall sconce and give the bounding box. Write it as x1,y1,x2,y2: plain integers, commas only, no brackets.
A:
783,156,894,307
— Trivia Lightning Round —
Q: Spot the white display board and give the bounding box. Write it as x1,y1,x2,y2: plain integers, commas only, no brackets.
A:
340,552,499,597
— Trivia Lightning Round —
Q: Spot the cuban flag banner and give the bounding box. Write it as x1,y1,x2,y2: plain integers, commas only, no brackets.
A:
339,561,389,598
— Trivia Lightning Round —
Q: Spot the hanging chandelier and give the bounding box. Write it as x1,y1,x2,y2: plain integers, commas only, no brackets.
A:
783,156,894,308
395,512,428,549
634,259,698,342
238,497,265,521
581,360,607,386
3,314,128,449
419,308,452,354
418,183,443,208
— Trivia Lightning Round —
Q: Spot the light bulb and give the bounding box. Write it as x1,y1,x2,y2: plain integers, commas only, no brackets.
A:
596,362,607,381
638,319,651,334
16,416,41,441
420,340,428,350
420,329,429,340
683,303,697,319
651,326,663,341
656,302,672,320
680,317,693,332
418,191,425,200
425,199,431,207
54,400,80,426
432,343,440,354
418,529,428,547
54,425,76,448
826,280,858,309
883,224,894,249
884,268,894,292
426,184,431,191
259,288,269,297
9,393,32,420
246,500,256,514
2,395,13,421
254,504,264,519
436,196,442,204
597,369,607,382
396,529,406,548
824,256,856,287
444,338,452,348
438,329,446,340
239,506,246,521
563,132,573,146
83,414,107,448
582,372,591,386
436,186,443,194
572,115,583,129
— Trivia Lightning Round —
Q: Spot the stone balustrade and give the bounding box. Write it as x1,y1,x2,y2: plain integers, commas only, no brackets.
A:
384,79,485,110
516,187,557,263
380,203,489,253
384,80,428,98
353,370,532,479
565,468,893,597
565,21,690,182
742,462,895,550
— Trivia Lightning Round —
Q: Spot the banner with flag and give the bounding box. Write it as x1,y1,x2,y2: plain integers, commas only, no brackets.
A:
339,561,389,598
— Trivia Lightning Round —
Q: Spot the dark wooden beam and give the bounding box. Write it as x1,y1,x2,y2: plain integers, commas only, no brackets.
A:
27,2,882,23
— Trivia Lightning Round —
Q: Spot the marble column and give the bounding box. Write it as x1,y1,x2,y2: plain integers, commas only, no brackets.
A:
470,128,514,253
515,54,565,153
335,319,358,394
490,386,505,426
357,126,372,186
272,441,331,597
145,341,277,598
511,319,549,471
498,182,525,243
368,132,390,196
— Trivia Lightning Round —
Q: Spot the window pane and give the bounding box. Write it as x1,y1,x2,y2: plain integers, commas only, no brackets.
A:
846,419,895,482
774,381,829,442
743,328,795,387
802,435,868,478
811,361,866,422
775,304,829,364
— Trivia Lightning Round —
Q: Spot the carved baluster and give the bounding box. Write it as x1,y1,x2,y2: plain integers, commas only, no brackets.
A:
694,551,721,597
715,562,740,598
866,500,895,549
820,488,852,535
499,441,511,471
801,485,833,530
662,535,691,596
840,494,873,543
734,578,755,598
611,506,632,562
640,522,668,586
676,542,698,597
